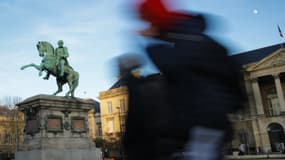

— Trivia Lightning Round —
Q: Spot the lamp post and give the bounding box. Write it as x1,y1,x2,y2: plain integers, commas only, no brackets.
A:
116,107,124,160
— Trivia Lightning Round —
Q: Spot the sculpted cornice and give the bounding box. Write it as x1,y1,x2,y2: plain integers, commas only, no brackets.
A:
99,87,128,99
248,65,285,80
245,48,285,72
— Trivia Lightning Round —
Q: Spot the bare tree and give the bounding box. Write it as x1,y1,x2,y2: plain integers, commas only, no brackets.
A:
0,96,24,155
0,96,22,109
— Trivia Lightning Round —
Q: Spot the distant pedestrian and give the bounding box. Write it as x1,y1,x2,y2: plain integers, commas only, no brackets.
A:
280,142,285,153
103,148,109,160
256,146,261,154
239,143,246,155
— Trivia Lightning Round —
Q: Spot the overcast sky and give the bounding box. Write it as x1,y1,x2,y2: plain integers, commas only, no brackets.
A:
0,0,285,101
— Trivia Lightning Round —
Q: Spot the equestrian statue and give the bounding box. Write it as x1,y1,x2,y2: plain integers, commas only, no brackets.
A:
21,40,79,97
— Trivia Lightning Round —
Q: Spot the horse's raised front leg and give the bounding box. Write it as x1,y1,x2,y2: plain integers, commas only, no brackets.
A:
21,63,44,76
21,63,42,71
53,78,63,96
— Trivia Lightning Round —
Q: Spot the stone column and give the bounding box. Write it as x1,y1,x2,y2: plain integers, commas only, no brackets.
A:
273,74,285,113
251,78,265,115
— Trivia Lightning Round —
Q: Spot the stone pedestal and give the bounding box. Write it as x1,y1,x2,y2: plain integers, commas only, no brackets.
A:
15,94,102,160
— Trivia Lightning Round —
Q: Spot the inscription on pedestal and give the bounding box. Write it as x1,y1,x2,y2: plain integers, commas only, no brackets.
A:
46,116,63,132
71,117,86,133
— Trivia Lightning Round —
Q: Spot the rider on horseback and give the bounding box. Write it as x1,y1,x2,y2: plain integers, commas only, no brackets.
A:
21,41,79,97
55,40,69,77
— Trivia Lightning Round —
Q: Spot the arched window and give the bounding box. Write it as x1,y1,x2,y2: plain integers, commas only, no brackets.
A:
267,123,285,152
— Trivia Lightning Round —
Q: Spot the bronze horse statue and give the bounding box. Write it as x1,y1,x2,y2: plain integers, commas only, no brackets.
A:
21,41,79,97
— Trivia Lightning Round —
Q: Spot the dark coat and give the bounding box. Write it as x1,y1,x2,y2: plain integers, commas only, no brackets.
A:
146,15,245,142
123,15,245,160
123,74,175,160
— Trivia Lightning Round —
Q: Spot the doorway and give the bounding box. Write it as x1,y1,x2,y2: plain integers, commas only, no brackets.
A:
268,123,285,152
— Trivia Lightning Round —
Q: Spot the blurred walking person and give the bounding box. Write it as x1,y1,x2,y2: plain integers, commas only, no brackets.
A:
121,0,245,160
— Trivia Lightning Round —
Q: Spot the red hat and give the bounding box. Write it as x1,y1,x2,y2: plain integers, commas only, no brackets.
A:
138,0,191,31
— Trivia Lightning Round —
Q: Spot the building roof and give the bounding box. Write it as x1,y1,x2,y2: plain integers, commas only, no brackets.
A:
83,98,100,113
109,73,163,90
231,43,283,69
109,77,128,90
109,43,283,89
94,100,100,113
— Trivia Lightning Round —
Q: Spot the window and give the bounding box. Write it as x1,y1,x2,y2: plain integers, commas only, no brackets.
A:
107,118,114,133
5,132,10,144
107,101,112,113
265,87,281,116
267,94,281,116
262,85,281,117
120,99,126,112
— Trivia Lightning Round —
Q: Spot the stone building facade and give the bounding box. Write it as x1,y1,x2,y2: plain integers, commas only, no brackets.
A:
232,44,285,153
0,106,24,154
99,84,128,141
